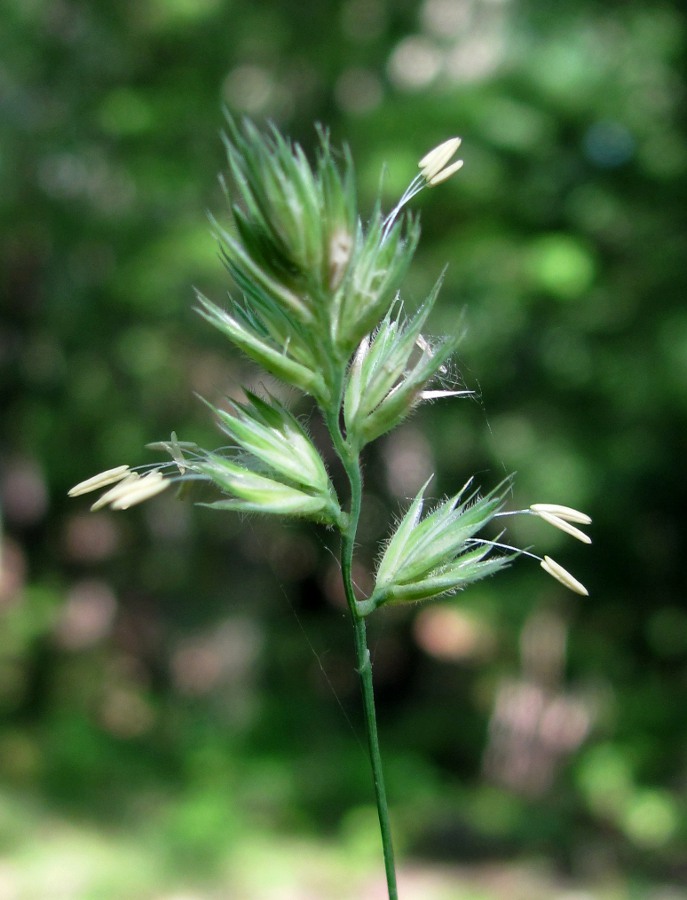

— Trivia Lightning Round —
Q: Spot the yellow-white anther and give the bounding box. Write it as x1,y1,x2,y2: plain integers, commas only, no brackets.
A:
418,137,462,181
109,471,170,510
540,555,589,596
68,465,131,497
534,510,592,544
530,503,591,525
427,158,464,186
90,473,141,510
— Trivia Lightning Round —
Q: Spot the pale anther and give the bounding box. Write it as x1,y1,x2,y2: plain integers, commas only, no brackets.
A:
418,138,462,181
540,556,589,596
90,473,141,511
68,465,131,497
427,159,464,187
530,503,591,525
534,510,592,544
109,471,170,510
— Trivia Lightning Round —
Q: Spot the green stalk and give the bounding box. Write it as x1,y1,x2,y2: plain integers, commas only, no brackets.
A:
326,409,398,899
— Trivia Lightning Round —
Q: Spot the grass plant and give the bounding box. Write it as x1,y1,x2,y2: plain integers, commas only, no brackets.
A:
69,117,590,898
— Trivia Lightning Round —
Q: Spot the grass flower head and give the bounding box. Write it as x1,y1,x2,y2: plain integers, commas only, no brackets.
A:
68,118,591,900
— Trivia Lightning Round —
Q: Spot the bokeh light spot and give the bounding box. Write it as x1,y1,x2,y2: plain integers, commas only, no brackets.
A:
622,790,679,848
414,605,495,662
525,233,597,300
335,68,383,115
223,65,277,115
387,36,442,91
583,120,635,168
54,580,117,650
98,89,154,137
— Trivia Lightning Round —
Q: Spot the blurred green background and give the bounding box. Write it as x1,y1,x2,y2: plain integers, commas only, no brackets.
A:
1,0,686,896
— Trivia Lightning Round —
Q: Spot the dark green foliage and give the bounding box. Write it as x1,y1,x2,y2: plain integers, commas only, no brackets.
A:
1,0,686,890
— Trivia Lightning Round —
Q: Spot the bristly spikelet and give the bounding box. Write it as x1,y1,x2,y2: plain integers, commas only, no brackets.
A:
357,478,513,614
